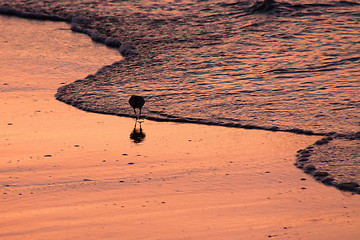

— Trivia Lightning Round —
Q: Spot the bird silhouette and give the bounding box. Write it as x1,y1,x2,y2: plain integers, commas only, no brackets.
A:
129,95,145,118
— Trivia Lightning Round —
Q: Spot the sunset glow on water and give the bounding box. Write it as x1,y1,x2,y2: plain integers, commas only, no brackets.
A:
1,1,360,239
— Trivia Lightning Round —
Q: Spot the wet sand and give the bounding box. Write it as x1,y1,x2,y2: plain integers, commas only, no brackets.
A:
1,16,360,240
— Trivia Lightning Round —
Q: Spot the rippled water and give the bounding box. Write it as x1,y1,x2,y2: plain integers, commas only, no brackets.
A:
1,0,359,134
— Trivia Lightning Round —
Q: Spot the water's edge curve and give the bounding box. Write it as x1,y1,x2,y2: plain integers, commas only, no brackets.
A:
1,3,359,194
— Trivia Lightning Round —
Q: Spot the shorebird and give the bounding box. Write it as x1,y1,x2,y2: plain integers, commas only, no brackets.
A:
129,95,145,118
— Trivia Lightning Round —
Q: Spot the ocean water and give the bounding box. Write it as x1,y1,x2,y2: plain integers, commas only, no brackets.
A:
1,0,359,135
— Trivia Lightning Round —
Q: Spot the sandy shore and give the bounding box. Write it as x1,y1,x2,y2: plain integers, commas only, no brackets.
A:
1,16,360,240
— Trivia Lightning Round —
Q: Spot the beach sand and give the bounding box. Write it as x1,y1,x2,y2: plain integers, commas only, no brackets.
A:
1,16,360,240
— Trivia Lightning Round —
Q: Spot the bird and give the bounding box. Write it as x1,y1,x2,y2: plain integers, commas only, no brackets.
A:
129,95,145,118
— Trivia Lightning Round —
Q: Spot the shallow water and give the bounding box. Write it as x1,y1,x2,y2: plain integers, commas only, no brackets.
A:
1,0,360,135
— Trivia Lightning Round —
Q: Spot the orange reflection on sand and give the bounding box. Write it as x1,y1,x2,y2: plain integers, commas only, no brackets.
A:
1,15,360,240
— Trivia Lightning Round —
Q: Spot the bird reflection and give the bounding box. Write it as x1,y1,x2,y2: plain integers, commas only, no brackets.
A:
130,119,146,143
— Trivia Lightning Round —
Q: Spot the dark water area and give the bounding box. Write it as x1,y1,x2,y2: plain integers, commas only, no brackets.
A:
1,0,359,191
1,0,358,135
295,133,360,193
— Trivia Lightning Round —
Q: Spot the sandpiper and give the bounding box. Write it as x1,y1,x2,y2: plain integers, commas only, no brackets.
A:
129,95,145,118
